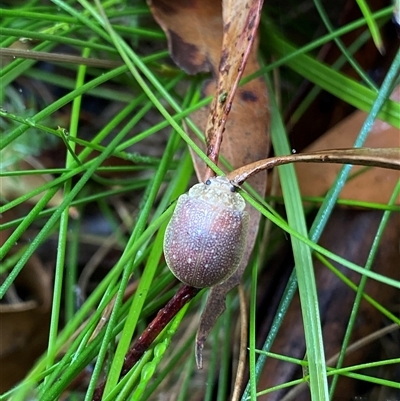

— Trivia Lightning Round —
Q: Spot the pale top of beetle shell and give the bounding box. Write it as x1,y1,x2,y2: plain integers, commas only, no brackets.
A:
188,176,245,211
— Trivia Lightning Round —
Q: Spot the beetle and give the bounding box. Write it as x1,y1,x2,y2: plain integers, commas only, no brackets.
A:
163,176,249,288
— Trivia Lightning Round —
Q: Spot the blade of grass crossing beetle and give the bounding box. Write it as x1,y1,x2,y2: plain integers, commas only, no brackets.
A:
100,152,194,399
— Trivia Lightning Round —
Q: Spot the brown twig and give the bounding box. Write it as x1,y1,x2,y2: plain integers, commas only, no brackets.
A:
93,285,200,400
227,148,400,186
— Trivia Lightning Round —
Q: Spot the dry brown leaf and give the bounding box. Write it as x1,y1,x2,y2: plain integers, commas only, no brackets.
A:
0,252,52,391
294,102,400,204
149,0,270,367
0,157,65,208
148,1,222,75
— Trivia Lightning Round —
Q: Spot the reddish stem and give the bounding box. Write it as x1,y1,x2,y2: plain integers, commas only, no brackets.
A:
93,285,200,400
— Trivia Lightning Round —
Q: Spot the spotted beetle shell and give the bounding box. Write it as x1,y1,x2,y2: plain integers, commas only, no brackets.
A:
163,176,249,288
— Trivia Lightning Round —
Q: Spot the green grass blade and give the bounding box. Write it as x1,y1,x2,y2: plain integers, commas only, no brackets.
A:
263,28,400,128
268,86,329,400
355,0,384,52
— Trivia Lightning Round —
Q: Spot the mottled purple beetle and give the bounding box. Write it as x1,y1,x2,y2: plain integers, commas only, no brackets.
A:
163,176,249,288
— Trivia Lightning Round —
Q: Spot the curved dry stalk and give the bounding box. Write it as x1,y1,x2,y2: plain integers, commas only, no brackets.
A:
227,148,400,185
